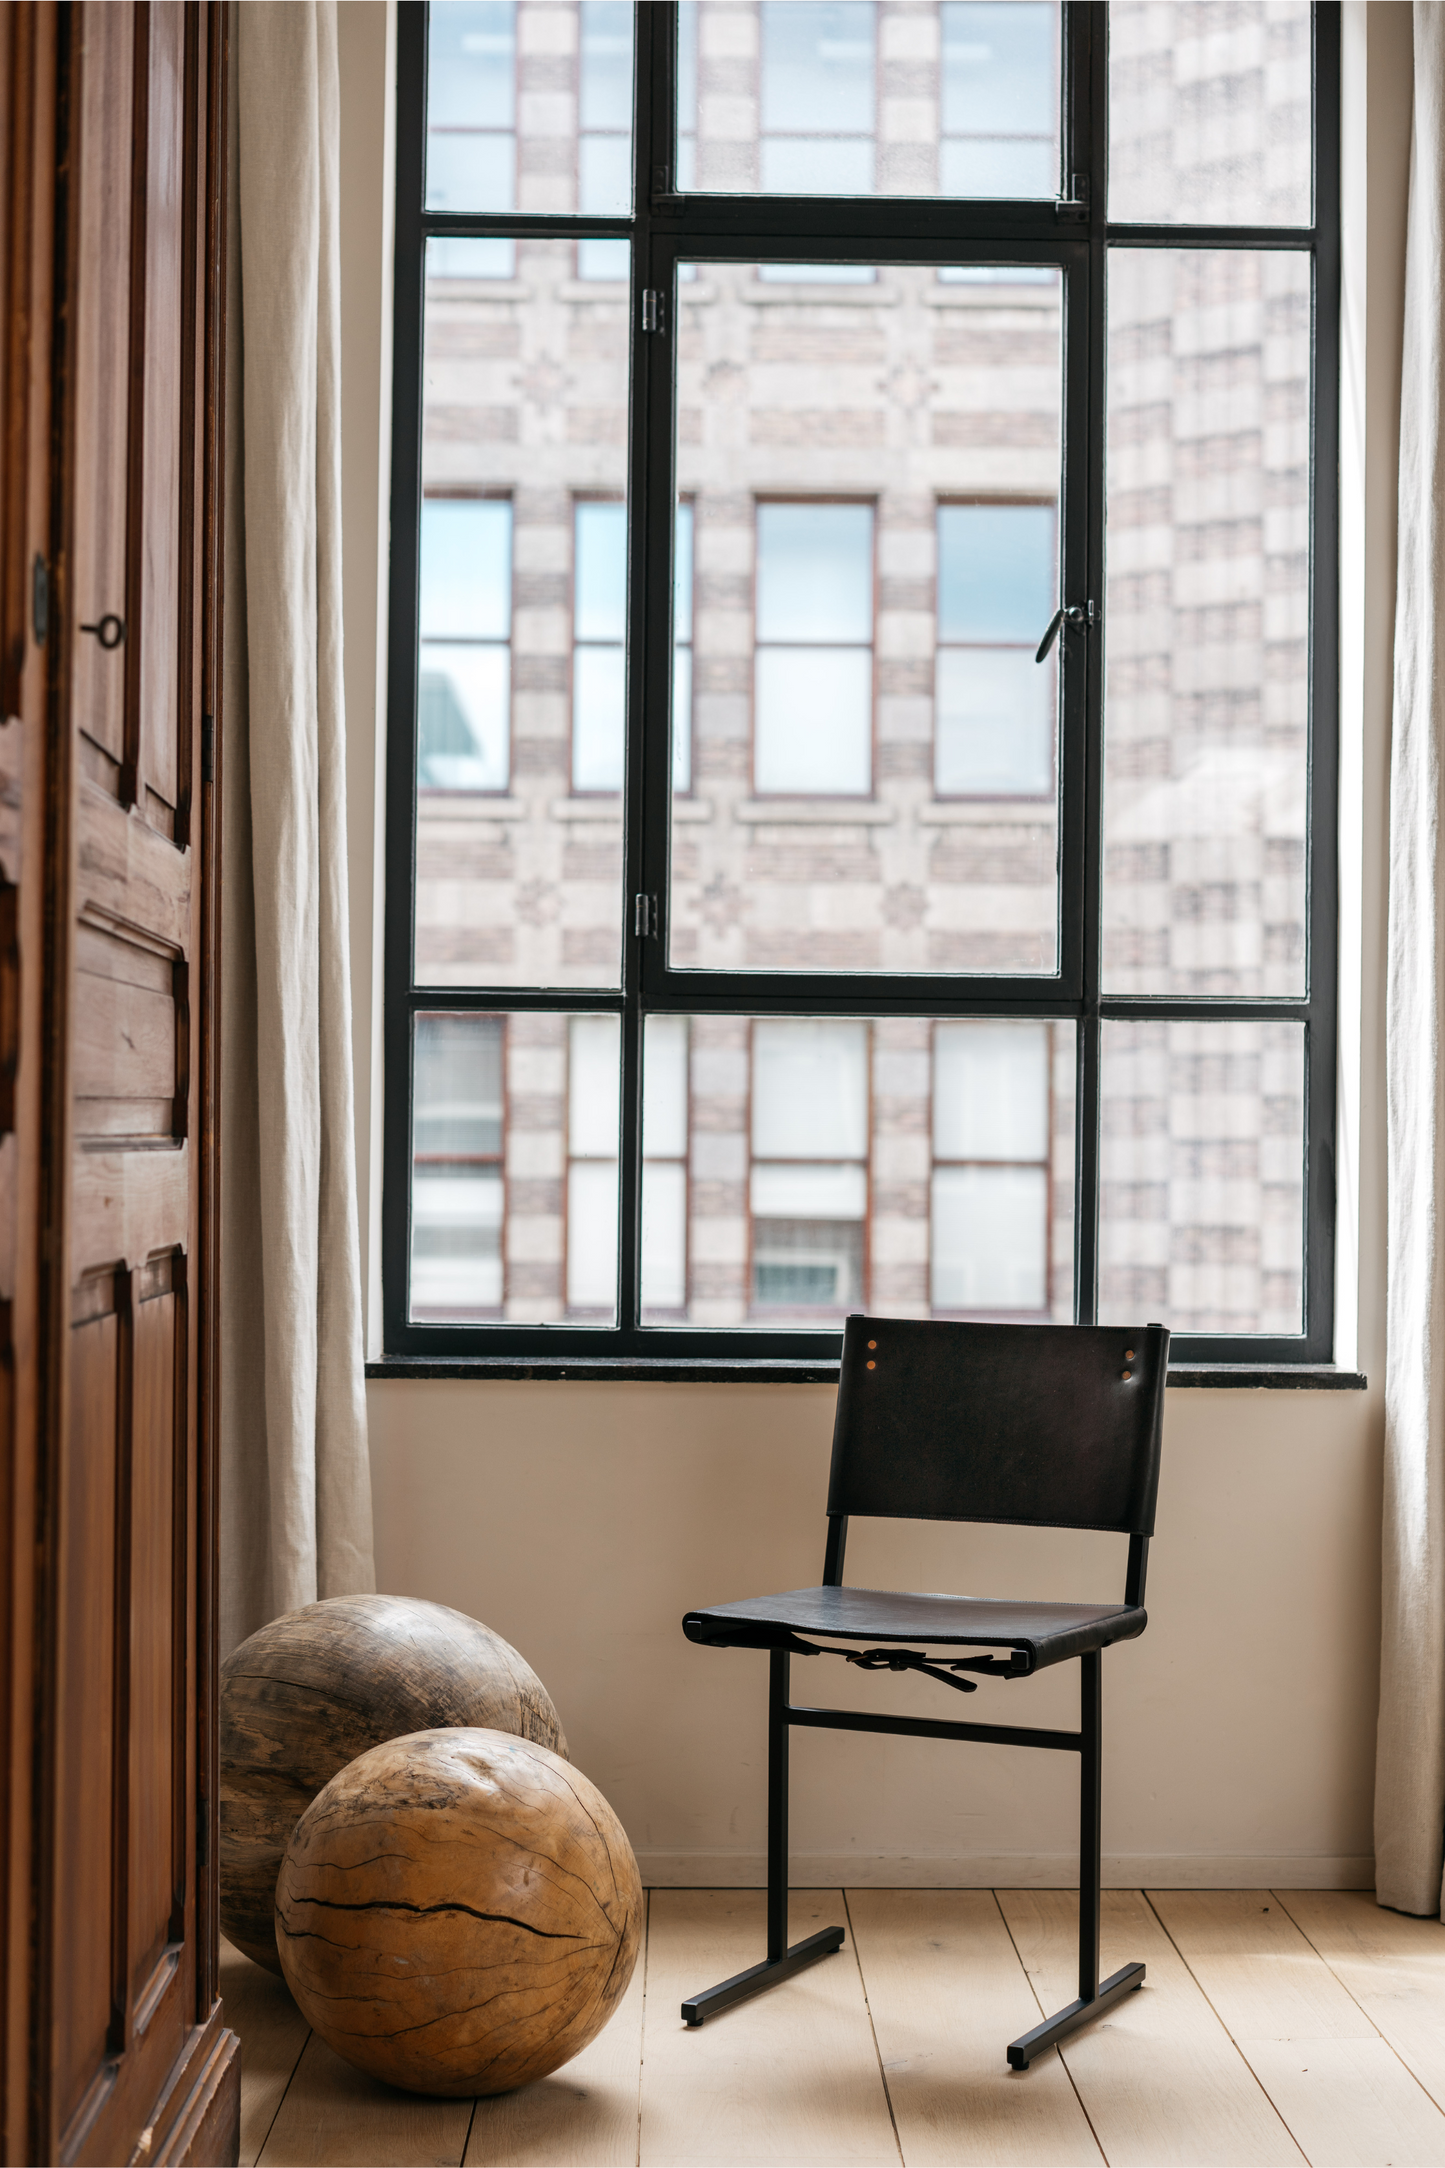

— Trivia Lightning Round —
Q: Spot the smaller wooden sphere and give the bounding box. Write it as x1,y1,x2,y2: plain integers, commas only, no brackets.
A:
276,1728,642,2097
221,1595,567,1972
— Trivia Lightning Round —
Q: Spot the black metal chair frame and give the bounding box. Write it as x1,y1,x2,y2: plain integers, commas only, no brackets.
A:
680,1314,1169,2071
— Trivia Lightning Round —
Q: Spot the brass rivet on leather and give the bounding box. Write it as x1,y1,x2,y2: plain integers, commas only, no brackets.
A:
867,1339,877,1349
1121,1368,1132,1380
1124,1348,1135,1360
866,1360,876,1370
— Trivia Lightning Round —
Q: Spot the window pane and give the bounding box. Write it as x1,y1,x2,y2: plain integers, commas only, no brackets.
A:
419,647,511,791
416,237,629,987
1099,1019,1304,1335
678,0,1061,200
932,1165,1048,1312
935,649,1052,797
410,1009,624,1325
671,262,1064,974
933,1019,1050,1160
938,503,1054,643
1102,249,1309,997
643,1015,689,1158
572,646,625,791
753,1019,869,1158
421,500,512,639
427,0,635,215
410,1013,505,1321
428,237,517,281
1108,1,1312,227
754,649,873,795
574,502,627,640
757,504,873,642
639,1014,1073,1327
578,238,630,281
640,1161,688,1311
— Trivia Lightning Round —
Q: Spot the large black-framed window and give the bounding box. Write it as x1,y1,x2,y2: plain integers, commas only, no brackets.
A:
384,1,1341,1369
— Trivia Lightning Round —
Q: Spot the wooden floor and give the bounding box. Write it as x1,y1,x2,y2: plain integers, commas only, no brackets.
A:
224,1889,1445,2167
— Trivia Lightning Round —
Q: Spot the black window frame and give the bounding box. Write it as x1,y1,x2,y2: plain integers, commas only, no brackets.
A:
382,0,1342,1372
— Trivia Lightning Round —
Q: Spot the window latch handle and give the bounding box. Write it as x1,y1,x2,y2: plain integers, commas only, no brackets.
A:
1035,601,1094,664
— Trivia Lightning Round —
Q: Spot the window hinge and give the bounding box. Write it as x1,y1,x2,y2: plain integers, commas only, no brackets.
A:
641,289,664,334
634,893,657,938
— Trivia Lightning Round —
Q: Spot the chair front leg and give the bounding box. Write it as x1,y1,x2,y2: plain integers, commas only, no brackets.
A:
681,1646,845,2025
1006,1650,1146,2069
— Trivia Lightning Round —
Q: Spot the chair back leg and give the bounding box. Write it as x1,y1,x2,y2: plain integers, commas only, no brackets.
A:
768,1648,790,1962
1079,1650,1102,2003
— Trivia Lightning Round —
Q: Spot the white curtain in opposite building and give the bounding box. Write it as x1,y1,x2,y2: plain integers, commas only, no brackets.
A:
1379,1,1445,1922
219,0,374,1651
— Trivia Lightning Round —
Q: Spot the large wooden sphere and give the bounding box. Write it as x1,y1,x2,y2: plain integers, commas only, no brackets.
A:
221,1594,566,1972
276,1728,642,2097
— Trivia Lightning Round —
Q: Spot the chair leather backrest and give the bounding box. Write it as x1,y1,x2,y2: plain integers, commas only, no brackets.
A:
825,1316,1168,1535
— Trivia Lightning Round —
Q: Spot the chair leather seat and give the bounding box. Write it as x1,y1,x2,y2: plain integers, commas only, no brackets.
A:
683,1584,1147,1672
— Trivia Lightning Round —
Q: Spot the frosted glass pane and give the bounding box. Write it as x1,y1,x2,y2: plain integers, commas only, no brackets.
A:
753,1020,868,1159
751,1163,868,1220
567,1162,619,1309
572,646,625,792
935,647,1053,797
568,1015,621,1155
643,1015,689,1159
418,646,510,791
754,649,872,795
931,1165,1048,1311
640,1162,687,1311
934,1020,1051,1161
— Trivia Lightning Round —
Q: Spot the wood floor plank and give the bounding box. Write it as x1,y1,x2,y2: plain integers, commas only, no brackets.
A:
845,1889,1102,2167
255,2032,473,2168
219,1937,310,2168
639,1890,900,2168
464,1923,644,2167
1150,1889,1445,2167
997,1889,1304,2167
1276,1889,1445,2114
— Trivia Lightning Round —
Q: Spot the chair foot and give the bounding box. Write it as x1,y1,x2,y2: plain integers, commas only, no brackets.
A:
1006,1961,1146,2069
681,1925,846,2025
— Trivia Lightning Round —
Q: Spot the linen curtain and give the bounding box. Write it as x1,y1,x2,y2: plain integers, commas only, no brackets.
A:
1379,2,1445,1922
220,0,375,1654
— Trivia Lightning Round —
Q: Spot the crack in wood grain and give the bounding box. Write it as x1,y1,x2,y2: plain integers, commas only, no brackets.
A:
279,1894,588,1939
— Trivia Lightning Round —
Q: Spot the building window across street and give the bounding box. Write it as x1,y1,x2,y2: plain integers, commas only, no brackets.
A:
386,1,1339,1366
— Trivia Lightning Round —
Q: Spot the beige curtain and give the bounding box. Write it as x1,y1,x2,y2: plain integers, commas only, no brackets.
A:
1378,2,1445,1922
220,0,375,1654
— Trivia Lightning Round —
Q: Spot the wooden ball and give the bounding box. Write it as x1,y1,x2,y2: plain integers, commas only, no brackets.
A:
221,1594,566,1973
275,1728,642,2097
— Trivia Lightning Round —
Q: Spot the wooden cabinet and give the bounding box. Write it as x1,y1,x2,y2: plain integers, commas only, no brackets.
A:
0,7,235,2160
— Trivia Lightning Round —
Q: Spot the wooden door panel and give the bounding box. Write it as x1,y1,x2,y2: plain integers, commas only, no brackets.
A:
69,3,133,789
55,1281,122,2140
128,1254,185,2025
73,919,184,1144
132,2,185,830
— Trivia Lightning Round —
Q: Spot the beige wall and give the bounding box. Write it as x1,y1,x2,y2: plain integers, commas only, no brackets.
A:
337,0,1409,1888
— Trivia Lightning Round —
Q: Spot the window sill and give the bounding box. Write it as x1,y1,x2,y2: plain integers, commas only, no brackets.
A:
365,1358,1368,1390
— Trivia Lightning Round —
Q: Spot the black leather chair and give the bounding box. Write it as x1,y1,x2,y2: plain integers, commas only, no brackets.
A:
681,1312,1169,2069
